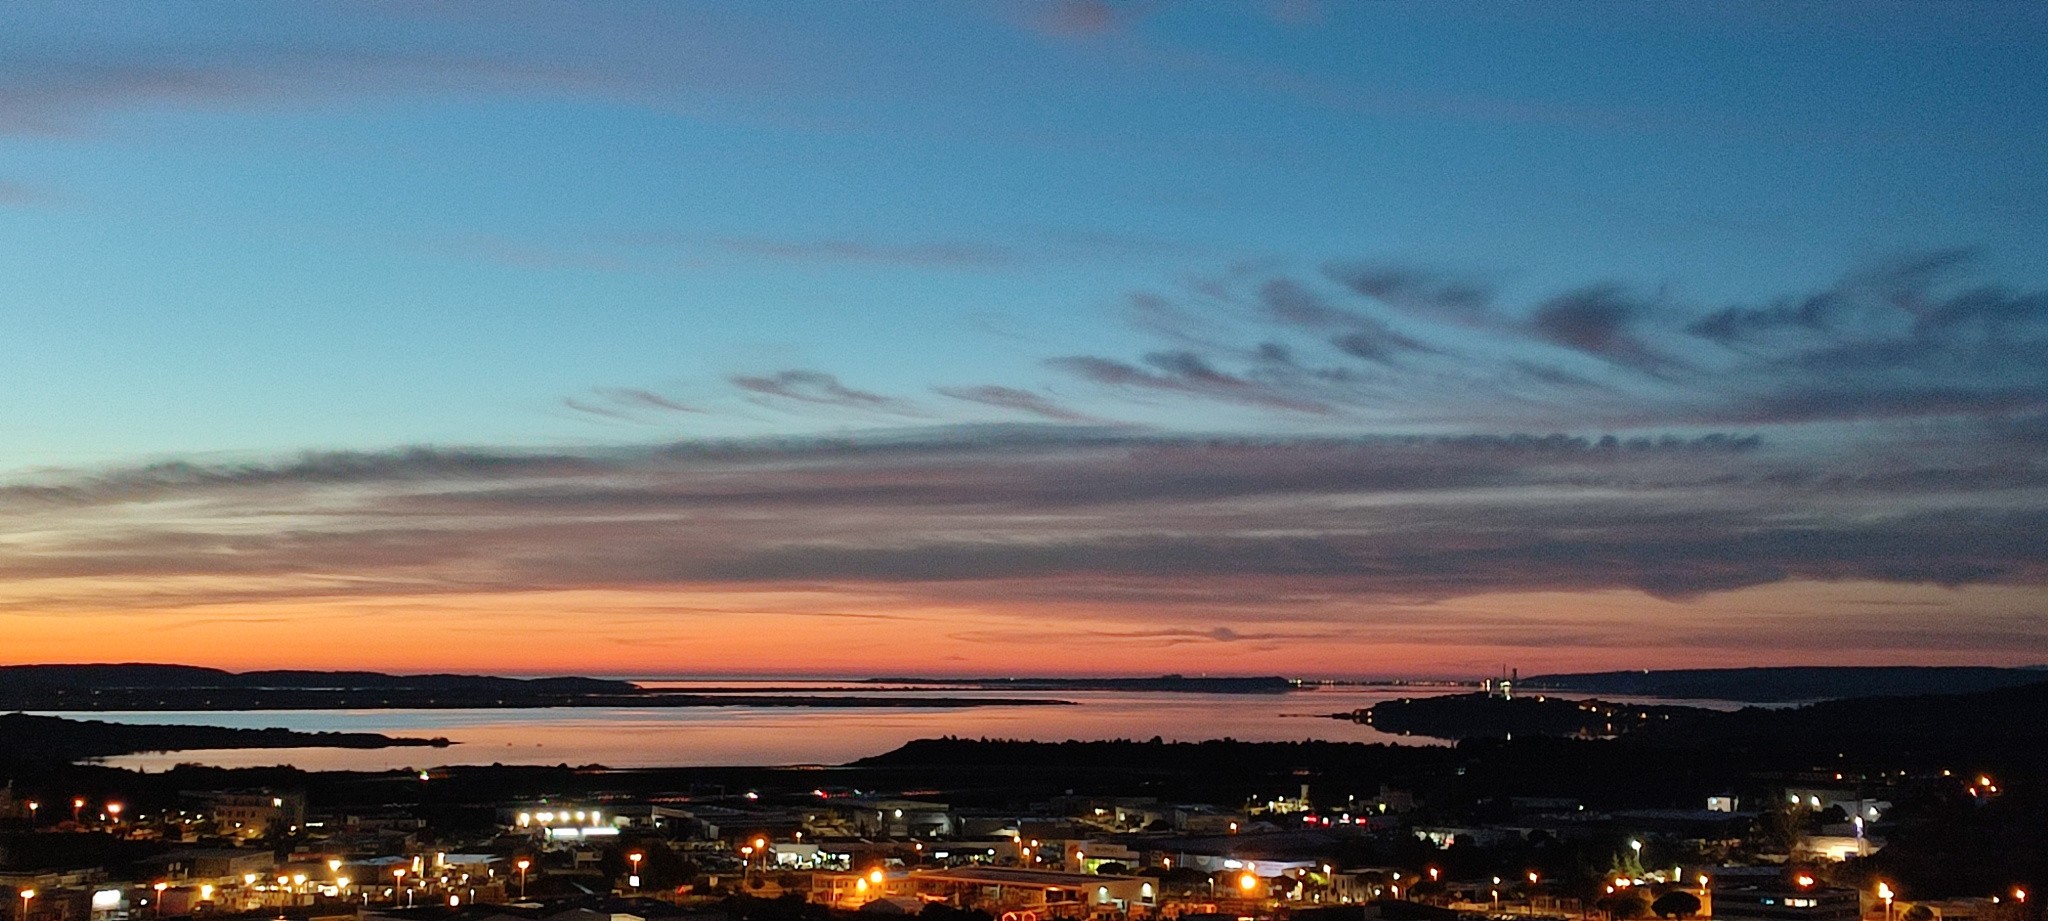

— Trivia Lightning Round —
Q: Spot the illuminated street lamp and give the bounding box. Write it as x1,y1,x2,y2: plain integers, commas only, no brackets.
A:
107,802,123,824
152,882,167,917
24,801,36,827
18,888,34,921
2014,888,2028,906
628,852,643,891
516,859,531,899
71,798,84,824
1877,882,1894,921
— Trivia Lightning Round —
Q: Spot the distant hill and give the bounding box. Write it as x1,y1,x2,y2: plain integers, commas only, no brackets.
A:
0,663,633,693
1519,666,2047,702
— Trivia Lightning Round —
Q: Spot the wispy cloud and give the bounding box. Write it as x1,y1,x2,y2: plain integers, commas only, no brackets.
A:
716,238,1013,269
1049,352,1339,415
596,388,703,414
731,370,926,416
934,386,1103,423
1031,251,2048,430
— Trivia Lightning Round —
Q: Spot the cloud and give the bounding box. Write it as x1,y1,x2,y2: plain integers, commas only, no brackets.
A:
1258,279,1438,365
2,424,2043,659
1677,252,2048,424
1528,283,1680,372
597,388,703,414
1325,263,1496,325
716,238,1013,269
731,370,926,416
1055,251,2048,430
563,397,645,424
1049,352,1338,415
934,385,1102,423
7,425,2038,602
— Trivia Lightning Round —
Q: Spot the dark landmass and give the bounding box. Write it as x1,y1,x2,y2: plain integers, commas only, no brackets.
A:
0,712,446,763
858,675,1295,693
1343,680,2048,766
0,664,1070,711
1345,693,1699,739
1519,665,2048,702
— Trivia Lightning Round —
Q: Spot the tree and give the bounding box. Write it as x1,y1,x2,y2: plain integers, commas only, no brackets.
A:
1757,800,1814,856
1597,891,1651,920
1650,891,1702,919
1159,867,1210,896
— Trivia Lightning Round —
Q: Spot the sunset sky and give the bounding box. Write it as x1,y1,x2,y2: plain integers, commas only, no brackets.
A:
3,2,2046,677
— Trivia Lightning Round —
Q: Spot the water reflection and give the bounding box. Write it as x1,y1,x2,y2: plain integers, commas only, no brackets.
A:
52,682,1752,772
62,684,1440,771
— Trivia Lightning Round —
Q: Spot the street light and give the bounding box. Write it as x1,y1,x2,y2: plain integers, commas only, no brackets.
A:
18,888,34,921
153,882,167,917
628,852,643,891
24,801,36,827
1877,882,1894,921
516,858,531,899
71,798,84,824
107,803,123,824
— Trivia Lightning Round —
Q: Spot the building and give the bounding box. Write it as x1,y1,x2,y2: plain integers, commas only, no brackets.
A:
200,791,307,839
1714,886,1860,921
906,867,1157,917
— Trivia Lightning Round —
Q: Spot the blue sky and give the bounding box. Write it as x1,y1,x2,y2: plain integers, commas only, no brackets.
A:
2,2,2045,675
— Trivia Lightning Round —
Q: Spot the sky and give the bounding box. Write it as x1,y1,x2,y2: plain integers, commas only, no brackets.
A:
2,1,2046,678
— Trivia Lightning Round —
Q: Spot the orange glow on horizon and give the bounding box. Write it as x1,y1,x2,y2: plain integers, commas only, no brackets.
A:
2,579,2041,677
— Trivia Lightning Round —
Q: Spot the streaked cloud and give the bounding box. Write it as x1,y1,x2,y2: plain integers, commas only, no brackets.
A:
731,370,926,416
934,385,1103,423
716,238,1014,269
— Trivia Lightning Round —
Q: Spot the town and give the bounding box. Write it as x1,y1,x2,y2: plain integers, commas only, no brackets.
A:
2,736,2036,921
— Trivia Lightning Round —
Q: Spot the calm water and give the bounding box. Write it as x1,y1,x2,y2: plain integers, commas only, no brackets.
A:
45,682,1749,772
